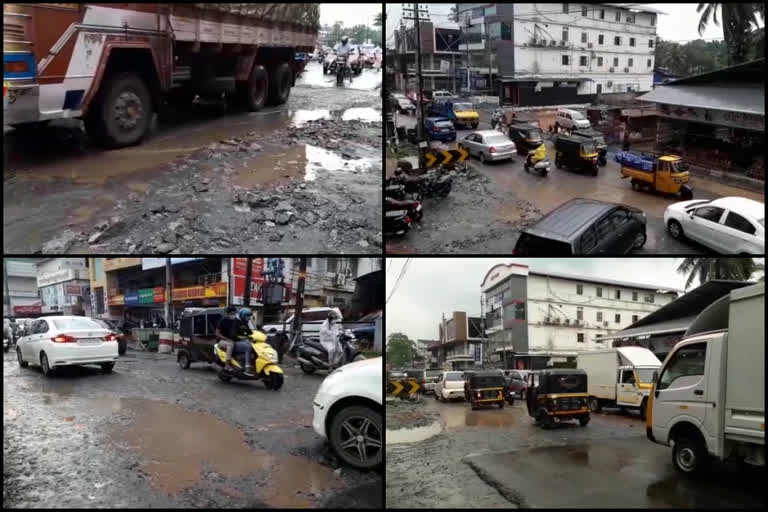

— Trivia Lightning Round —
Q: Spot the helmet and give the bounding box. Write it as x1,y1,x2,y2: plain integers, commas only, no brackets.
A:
327,309,343,322
238,308,251,321
226,305,237,314
341,36,349,44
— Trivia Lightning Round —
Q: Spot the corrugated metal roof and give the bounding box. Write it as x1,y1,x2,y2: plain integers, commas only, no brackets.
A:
637,84,764,115
529,269,682,293
601,315,698,341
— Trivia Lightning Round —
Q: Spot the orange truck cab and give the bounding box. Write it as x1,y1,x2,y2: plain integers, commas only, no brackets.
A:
617,151,693,199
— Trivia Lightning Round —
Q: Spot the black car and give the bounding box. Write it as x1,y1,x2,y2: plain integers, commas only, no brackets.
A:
513,198,647,255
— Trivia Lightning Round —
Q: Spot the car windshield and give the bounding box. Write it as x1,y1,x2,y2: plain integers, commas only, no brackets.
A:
635,368,657,383
454,103,473,111
51,317,106,330
445,373,463,381
92,319,112,330
581,142,597,154
484,134,510,145
435,120,454,128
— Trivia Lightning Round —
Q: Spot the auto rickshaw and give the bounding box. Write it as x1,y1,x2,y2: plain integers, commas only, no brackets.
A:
571,129,607,166
176,307,225,369
467,370,506,410
616,151,693,199
507,122,544,155
554,135,599,176
525,368,590,428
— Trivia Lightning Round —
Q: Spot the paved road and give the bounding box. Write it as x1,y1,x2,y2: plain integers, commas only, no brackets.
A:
390,113,763,254
3,347,382,508
386,395,763,509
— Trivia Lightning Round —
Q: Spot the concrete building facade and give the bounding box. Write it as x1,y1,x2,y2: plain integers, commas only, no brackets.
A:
36,258,90,316
3,258,41,317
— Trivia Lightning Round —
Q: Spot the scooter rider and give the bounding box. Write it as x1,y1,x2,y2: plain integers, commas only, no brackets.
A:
235,308,255,376
319,309,344,368
215,306,241,372
526,142,547,168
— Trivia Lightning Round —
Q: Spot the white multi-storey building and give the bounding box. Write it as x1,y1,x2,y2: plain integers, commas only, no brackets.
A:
3,258,40,317
456,3,662,105
480,262,679,369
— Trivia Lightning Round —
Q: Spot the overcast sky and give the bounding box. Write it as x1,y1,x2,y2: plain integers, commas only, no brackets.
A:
321,3,382,28
385,258,763,341
384,3,761,48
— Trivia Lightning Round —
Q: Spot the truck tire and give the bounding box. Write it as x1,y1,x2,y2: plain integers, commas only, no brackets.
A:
238,64,269,112
589,397,601,413
268,62,292,105
85,72,152,148
672,436,709,475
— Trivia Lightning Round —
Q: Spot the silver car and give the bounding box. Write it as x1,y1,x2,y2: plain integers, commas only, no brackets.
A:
459,130,516,164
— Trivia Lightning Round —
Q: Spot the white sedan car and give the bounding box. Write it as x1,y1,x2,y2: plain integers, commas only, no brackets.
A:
16,316,119,376
664,197,765,254
312,356,382,470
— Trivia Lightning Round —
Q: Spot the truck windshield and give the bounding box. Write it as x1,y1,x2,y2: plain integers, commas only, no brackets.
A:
454,103,473,111
670,160,688,173
635,368,657,383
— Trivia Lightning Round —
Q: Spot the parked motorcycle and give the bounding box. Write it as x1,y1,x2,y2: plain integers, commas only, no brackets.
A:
386,196,423,222
385,209,413,236
295,330,365,375
390,171,452,200
213,330,284,389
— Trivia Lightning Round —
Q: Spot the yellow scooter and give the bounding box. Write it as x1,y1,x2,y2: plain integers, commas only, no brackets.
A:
213,330,284,390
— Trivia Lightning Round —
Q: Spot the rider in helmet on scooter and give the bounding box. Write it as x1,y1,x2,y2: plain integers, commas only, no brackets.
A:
233,308,255,376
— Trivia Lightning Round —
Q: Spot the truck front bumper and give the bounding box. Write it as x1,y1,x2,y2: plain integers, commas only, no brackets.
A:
4,81,41,126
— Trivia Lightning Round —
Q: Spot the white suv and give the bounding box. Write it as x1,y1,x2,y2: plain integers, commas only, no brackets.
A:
435,371,466,401
313,357,383,470
555,108,591,131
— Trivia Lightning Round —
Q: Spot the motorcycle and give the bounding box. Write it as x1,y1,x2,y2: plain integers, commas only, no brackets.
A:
213,330,284,389
3,337,11,353
335,55,352,86
323,52,336,74
386,196,423,222
524,151,550,176
385,209,412,236
295,330,365,375
390,172,452,200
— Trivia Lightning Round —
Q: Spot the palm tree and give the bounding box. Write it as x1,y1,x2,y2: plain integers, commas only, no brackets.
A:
677,258,764,289
697,3,764,65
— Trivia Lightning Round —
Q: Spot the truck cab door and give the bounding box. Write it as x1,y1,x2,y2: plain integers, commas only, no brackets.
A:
652,341,709,445
617,366,640,406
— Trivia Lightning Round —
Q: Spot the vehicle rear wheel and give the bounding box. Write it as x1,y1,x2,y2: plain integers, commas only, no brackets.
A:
579,414,590,426
498,401,504,409
589,397,601,413
218,371,232,382
268,62,292,105
555,158,562,169
101,362,115,374
632,231,647,249
41,352,55,377
672,436,709,475
17,347,28,368
178,353,191,369
85,72,152,148
237,65,269,112
536,408,553,429
668,220,684,240
118,343,127,356
329,405,383,470
270,371,284,391
480,153,487,164
471,401,478,410
300,362,316,375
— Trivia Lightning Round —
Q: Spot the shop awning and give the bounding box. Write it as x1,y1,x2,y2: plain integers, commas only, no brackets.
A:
637,84,764,115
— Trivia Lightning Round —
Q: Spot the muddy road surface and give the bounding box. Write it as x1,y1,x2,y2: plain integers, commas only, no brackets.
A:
3,348,382,508
386,396,763,509
3,62,382,254
389,115,763,254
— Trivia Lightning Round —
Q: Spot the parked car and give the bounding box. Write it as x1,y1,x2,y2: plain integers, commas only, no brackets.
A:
16,316,119,376
424,116,457,142
262,307,341,337
459,130,516,164
312,357,382,470
92,318,127,355
432,90,456,100
415,369,443,394
393,96,416,115
555,108,591,131
429,100,479,129
664,197,765,254
504,370,528,402
514,198,647,255
435,371,466,401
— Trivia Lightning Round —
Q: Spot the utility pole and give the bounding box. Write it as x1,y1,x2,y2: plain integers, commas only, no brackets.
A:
485,17,492,96
243,257,253,306
291,258,308,341
402,3,429,169
164,258,171,327
3,258,11,317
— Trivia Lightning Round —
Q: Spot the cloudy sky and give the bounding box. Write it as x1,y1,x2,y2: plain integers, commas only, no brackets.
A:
384,3,757,48
321,3,382,28
385,258,762,341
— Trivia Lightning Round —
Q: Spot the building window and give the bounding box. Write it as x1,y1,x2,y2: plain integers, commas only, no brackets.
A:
580,56,588,66
615,10,621,22
649,39,654,48
647,58,652,67
577,333,585,343
576,284,583,295
615,313,621,323
598,34,604,45
562,27,568,42
501,22,512,40
582,5,587,16
613,57,619,67
563,3,569,13
629,37,635,47
577,307,583,321
628,58,633,67
615,289,621,299
632,315,639,323
597,56,603,66
600,9,605,20
596,311,603,322
627,14,635,23
596,83,602,93
581,32,587,43
513,301,526,320
562,55,570,65
596,287,603,297
645,294,655,303
650,15,656,26
614,36,621,46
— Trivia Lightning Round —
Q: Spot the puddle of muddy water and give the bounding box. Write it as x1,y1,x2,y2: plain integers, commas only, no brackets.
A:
340,107,381,123
386,421,442,445
441,405,525,429
291,109,333,126
104,397,344,507
291,107,380,127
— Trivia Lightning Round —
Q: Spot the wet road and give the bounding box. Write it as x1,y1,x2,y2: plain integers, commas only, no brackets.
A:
3,62,382,254
3,347,382,508
389,114,764,254
386,396,763,509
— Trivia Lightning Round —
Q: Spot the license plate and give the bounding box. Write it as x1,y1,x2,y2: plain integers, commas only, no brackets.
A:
78,338,100,345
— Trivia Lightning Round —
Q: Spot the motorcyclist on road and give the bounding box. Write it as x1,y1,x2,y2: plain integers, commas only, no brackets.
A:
333,36,353,75
491,108,504,130
233,307,255,376
215,305,241,372
319,309,344,368
526,142,547,168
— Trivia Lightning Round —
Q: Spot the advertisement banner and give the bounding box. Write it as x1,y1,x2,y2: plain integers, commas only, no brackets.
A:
124,291,139,305
172,282,227,301
232,257,266,304
153,287,165,303
65,284,81,296
13,304,42,315
108,294,125,306
141,258,203,271
138,288,154,304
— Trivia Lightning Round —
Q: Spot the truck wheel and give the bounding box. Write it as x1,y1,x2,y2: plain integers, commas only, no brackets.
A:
85,72,152,148
268,62,292,105
672,436,708,474
589,397,601,413
238,65,269,111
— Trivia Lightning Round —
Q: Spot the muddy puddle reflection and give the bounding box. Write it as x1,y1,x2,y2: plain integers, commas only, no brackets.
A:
291,107,380,127
103,397,344,507
441,404,526,429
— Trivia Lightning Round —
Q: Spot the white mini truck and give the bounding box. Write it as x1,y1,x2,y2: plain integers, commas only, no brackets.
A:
577,346,662,419
647,282,764,474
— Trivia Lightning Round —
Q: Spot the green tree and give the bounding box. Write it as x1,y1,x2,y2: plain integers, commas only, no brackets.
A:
386,332,418,368
373,12,383,27
677,258,764,289
330,21,344,43
696,3,764,65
